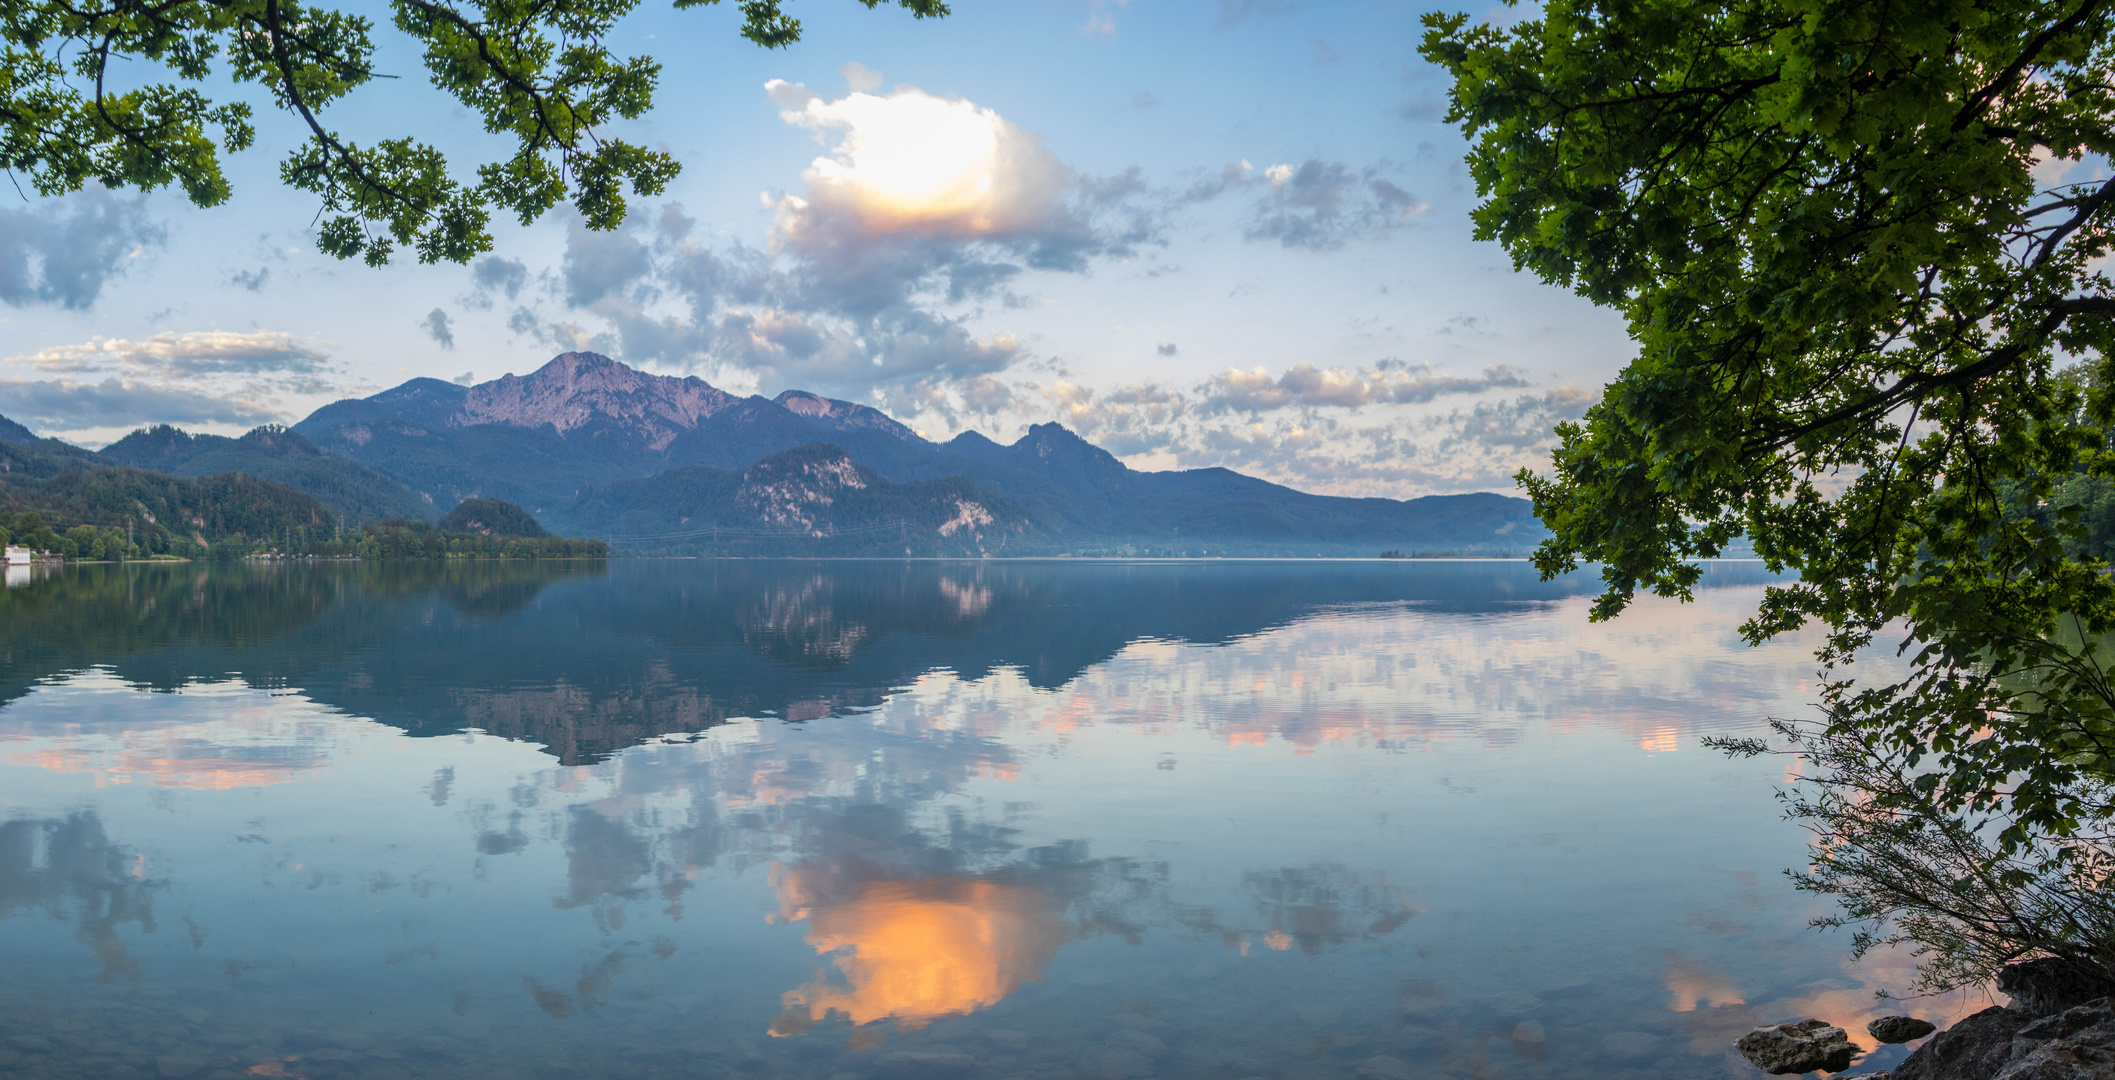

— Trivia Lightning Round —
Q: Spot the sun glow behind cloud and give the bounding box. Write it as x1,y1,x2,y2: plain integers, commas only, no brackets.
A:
766,80,1068,244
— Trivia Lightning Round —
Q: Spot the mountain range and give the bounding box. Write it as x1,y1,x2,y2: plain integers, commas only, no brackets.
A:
1,351,1545,555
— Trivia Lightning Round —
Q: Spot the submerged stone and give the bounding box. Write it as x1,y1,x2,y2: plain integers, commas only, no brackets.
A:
1106,1029,1167,1058
873,1050,979,1079
1352,1055,1415,1080
154,1055,208,1078
1602,1031,1664,1063
1075,1047,1153,1079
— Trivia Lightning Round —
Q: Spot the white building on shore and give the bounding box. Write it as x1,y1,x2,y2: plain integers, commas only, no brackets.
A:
4,545,30,566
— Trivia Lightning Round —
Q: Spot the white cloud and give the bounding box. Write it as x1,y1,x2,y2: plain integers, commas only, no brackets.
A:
767,83,1073,249
958,375,1017,413
918,364,1596,498
1032,377,1188,456
840,61,884,93
6,331,332,377
1202,361,1529,413
0,376,279,434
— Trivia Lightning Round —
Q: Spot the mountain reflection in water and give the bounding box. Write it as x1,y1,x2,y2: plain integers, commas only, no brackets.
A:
0,558,1783,763
0,560,1995,1080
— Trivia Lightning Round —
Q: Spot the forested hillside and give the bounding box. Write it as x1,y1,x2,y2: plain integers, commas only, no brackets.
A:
0,435,337,559
438,497,550,536
99,424,439,525
2,432,603,561
555,444,1036,556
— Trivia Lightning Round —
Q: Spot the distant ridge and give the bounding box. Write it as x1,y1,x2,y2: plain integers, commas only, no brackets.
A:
100,424,437,525
294,352,1546,555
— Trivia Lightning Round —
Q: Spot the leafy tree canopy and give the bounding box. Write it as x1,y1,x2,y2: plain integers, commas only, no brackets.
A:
1420,0,2115,845
5,0,945,265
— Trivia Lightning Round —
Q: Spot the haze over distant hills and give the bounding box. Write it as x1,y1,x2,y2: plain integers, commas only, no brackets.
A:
0,351,1545,555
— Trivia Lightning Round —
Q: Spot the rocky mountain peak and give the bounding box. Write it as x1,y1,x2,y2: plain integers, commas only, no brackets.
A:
775,389,835,419
1022,422,1112,457
459,351,738,450
772,390,922,443
1020,423,1129,487
738,444,877,536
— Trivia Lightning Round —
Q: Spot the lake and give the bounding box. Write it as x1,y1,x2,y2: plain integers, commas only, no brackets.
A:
0,559,1989,1080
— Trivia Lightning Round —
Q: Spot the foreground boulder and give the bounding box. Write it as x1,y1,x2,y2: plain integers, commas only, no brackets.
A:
1999,959,2115,1018
1893,1007,2030,1080
1738,1020,1861,1074
1994,999,2115,1080
1871,1017,1940,1044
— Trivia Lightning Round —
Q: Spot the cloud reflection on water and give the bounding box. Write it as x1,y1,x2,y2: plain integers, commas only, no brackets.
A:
0,673,338,789
0,811,161,984
769,870,1066,1035
1663,949,1995,1067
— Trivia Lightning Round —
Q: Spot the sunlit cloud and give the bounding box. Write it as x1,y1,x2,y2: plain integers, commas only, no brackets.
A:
766,83,1071,246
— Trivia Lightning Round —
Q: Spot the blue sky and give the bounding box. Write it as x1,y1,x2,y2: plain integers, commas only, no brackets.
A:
0,0,1631,496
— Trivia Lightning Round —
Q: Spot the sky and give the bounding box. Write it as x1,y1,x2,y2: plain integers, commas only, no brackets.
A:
0,0,1637,498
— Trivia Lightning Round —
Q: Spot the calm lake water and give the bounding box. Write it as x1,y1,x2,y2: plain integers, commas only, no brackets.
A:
0,559,1992,1080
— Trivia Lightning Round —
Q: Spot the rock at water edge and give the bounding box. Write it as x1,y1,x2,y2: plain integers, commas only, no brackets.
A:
1995,1000,2115,1080
1737,1019,1860,1075
1871,1017,1939,1044
1893,1006,2029,1080
1999,959,2115,1019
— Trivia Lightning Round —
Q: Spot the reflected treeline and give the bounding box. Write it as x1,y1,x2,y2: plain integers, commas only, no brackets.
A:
0,564,345,708
0,561,602,706
0,559,1784,762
